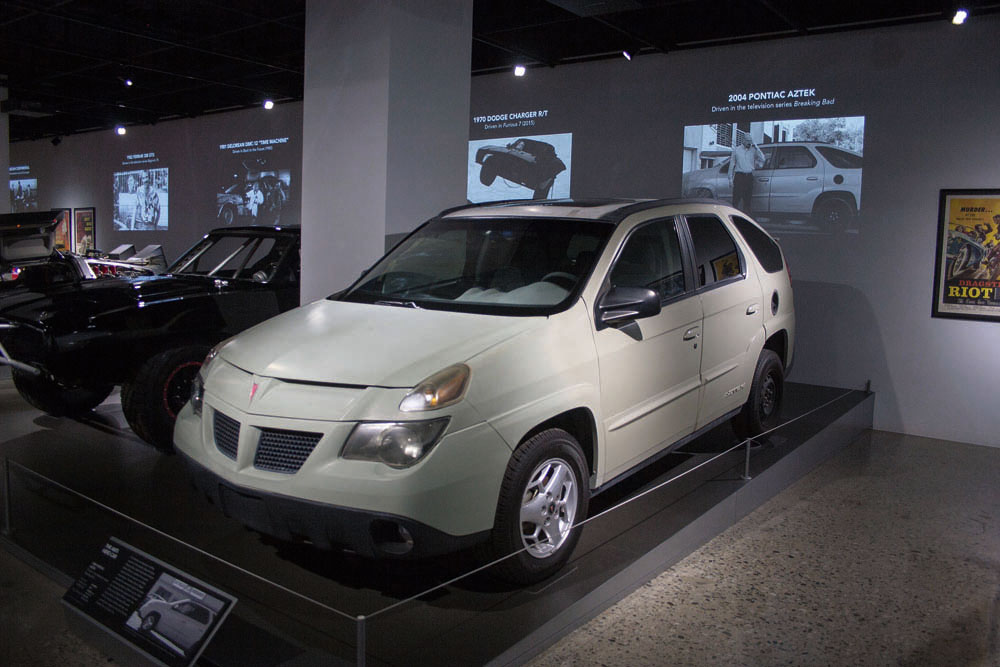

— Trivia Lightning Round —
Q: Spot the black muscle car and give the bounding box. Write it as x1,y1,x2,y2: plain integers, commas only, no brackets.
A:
475,138,566,199
1,217,300,450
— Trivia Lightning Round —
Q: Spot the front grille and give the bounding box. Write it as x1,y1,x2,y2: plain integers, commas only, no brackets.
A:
213,411,241,460
254,428,323,473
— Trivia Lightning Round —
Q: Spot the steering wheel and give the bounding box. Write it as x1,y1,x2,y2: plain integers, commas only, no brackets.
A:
540,272,576,289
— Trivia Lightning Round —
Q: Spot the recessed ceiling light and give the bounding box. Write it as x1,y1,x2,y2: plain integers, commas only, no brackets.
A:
263,99,275,110
623,50,632,60
952,8,968,24
115,125,126,136
514,65,526,77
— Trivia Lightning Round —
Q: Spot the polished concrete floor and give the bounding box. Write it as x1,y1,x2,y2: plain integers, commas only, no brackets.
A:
1,364,997,665
529,430,1000,667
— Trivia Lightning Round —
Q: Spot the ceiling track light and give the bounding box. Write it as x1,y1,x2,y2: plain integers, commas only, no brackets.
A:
622,50,632,60
115,125,126,136
952,8,968,24
263,99,275,110
514,64,526,77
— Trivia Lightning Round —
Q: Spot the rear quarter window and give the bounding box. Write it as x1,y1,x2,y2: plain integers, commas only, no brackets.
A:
731,216,784,273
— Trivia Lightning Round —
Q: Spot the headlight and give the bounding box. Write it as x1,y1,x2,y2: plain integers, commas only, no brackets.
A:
342,418,450,468
398,364,470,412
190,338,232,417
190,373,205,416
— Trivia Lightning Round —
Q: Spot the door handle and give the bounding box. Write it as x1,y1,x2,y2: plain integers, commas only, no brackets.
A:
683,327,701,340
746,304,759,315
806,176,819,181
757,177,769,182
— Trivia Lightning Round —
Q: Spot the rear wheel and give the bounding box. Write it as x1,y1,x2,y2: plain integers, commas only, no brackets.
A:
732,350,784,439
814,197,853,232
12,371,113,416
486,428,589,584
122,345,209,451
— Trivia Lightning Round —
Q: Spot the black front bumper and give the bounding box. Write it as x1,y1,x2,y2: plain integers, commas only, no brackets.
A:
180,452,489,559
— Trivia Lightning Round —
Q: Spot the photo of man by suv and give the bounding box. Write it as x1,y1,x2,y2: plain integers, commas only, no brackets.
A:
729,133,765,213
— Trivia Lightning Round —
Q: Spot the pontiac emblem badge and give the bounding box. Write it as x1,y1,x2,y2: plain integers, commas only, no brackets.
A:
249,382,259,403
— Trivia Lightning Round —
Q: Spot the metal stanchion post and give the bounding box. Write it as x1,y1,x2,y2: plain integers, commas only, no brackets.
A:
356,615,366,667
2,458,11,536
742,440,752,481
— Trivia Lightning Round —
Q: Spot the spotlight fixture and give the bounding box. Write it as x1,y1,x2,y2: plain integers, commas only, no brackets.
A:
115,125,127,136
263,99,275,110
124,78,133,87
514,65,526,77
952,8,968,24
622,50,632,61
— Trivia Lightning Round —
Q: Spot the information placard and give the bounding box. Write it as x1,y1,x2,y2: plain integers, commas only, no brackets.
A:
62,537,236,667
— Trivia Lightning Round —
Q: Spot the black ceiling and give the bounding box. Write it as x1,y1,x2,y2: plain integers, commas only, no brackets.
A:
1,0,995,142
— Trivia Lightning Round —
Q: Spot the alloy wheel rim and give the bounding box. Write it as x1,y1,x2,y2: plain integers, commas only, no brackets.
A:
519,457,578,558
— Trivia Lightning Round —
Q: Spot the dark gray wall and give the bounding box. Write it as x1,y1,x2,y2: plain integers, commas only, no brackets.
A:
470,18,999,447
9,103,303,261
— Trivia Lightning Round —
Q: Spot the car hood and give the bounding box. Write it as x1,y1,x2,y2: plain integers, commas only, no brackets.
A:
0,274,230,326
218,299,543,387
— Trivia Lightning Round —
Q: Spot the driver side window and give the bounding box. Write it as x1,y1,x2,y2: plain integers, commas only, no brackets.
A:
609,218,686,302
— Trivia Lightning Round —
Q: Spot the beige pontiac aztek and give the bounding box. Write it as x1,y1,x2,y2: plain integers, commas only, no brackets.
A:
176,198,795,583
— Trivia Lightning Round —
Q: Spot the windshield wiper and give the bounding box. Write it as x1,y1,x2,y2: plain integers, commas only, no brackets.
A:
375,299,421,309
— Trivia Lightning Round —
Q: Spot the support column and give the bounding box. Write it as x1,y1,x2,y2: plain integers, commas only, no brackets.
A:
300,0,472,303
1,87,9,214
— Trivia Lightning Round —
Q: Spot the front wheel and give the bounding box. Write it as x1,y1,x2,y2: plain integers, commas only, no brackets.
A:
12,371,113,416
122,345,210,451
486,428,589,584
140,612,160,632
732,350,784,439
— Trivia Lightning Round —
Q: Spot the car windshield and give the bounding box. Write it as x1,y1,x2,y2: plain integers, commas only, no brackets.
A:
169,234,294,282
339,216,612,315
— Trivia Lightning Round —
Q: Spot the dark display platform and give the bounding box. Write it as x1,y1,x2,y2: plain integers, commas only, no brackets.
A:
0,368,873,666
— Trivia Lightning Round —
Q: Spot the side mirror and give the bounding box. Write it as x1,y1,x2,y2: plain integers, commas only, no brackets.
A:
596,286,661,330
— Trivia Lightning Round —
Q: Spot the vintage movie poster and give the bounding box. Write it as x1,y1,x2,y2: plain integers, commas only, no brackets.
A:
74,207,96,254
932,190,1000,322
53,208,71,251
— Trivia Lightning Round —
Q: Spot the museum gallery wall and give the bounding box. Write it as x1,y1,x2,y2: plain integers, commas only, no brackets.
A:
7,17,999,448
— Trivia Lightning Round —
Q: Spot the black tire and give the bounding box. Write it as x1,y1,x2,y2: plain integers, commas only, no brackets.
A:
732,349,784,439
11,370,113,416
479,158,498,186
141,612,160,632
486,428,589,585
122,345,209,452
814,197,853,232
218,205,236,225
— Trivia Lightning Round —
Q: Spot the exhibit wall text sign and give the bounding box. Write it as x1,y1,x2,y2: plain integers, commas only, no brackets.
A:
114,153,169,231
63,537,236,667
9,164,39,213
932,189,1000,322
216,135,297,227
73,207,96,254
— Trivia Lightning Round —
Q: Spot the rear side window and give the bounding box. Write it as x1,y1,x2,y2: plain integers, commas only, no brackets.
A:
731,216,784,273
816,145,863,169
685,215,743,288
